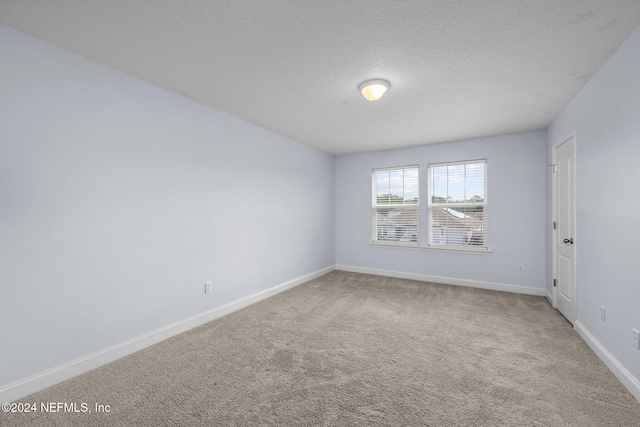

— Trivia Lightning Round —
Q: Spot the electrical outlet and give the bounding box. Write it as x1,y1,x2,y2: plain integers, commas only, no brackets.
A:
633,329,640,350
517,264,524,272
600,306,605,322
204,281,212,294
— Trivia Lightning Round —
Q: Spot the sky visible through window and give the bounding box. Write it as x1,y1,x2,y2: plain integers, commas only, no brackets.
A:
375,168,418,203
375,163,485,203
431,162,485,202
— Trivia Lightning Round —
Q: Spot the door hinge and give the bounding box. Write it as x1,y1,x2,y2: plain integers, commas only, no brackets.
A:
553,221,556,230
553,278,557,287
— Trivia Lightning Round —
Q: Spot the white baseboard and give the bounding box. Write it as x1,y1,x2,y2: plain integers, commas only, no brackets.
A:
335,264,546,296
0,265,334,403
335,265,640,402
545,289,555,306
16,265,637,408
574,321,640,402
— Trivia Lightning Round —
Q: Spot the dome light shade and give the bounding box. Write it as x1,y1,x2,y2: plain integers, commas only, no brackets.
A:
358,79,390,102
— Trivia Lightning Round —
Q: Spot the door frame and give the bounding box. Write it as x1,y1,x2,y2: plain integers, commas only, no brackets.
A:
551,130,577,323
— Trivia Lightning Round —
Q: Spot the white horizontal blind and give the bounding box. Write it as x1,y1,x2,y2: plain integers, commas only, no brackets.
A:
372,166,419,245
428,160,487,250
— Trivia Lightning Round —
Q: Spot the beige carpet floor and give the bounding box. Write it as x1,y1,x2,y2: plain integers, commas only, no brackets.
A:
2,271,640,426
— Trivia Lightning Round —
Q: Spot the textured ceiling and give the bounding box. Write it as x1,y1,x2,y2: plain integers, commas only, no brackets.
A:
1,1,640,155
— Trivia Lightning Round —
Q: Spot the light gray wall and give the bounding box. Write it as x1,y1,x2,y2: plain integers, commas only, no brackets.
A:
0,25,335,386
335,131,546,290
546,25,640,381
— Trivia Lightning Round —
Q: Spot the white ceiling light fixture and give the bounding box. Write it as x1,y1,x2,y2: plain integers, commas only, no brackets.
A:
358,79,390,102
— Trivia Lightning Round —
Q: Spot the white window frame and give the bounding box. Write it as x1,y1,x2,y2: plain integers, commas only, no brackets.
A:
371,165,419,247
427,159,488,252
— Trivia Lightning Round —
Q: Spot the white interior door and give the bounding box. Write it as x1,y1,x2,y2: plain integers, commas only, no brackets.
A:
554,133,576,324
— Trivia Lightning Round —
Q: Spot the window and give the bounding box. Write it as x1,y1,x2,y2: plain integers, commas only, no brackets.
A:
372,166,419,245
427,160,487,251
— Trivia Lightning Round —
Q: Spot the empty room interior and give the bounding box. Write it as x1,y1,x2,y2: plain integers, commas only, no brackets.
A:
2,1,640,425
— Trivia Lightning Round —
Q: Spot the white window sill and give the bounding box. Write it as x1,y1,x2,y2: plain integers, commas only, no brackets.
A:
370,241,492,254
